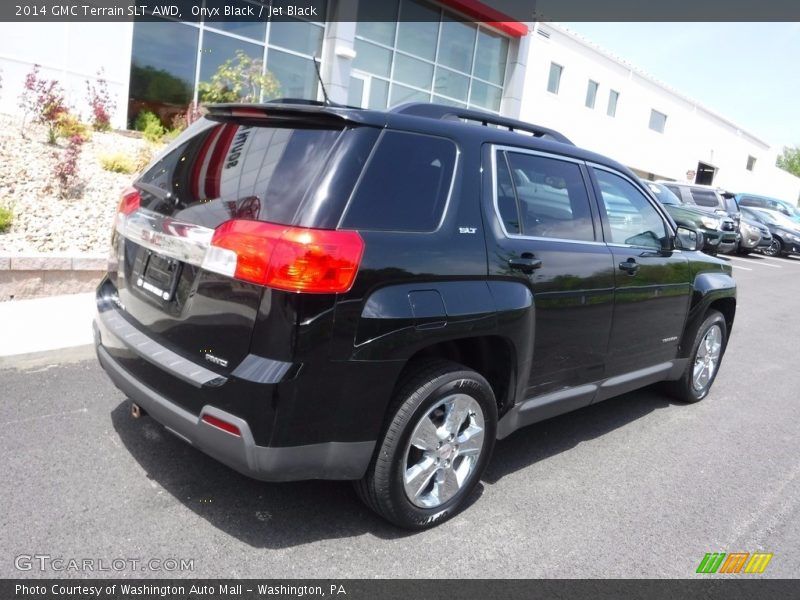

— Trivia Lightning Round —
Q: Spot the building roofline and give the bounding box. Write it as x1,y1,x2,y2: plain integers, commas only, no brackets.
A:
539,22,772,150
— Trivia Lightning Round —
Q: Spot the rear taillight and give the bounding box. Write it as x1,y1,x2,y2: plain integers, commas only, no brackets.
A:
118,187,140,216
201,414,241,437
202,220,364,294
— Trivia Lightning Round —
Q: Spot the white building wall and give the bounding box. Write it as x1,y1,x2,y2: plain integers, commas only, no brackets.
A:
0,22,132,129
520,24,800,204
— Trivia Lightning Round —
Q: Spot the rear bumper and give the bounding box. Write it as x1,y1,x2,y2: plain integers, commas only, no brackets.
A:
94,311,375,482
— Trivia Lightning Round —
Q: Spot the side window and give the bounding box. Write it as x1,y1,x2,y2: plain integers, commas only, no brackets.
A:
594,169,667,248
663,184,682,199
689,189,719,207
342,131,456,232
495,151,595,242
739,196,759,208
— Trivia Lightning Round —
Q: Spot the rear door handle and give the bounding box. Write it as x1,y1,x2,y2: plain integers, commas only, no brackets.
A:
618,258,640,275
509,254,542,274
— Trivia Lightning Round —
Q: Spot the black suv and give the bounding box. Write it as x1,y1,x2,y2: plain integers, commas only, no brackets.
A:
94,102,736,529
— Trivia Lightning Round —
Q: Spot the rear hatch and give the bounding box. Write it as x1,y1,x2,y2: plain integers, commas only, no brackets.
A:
106,106,374,374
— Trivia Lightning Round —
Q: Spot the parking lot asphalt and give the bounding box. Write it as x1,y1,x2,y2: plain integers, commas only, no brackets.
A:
1,253,799,579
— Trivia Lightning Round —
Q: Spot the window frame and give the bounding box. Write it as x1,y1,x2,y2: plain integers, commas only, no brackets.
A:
489,145,601,244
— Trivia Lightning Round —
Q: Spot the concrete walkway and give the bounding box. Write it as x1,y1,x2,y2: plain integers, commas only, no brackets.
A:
0,293,95,368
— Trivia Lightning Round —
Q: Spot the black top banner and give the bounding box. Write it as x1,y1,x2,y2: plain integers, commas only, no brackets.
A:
2,0,800,23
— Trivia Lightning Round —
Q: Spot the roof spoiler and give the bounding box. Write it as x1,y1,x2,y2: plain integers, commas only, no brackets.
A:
205,102,356,127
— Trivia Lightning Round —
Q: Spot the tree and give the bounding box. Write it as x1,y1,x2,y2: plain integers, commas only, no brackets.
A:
776,146,800,178
198,51,280,104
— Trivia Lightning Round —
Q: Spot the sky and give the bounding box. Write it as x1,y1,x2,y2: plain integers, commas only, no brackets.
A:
561,22,800,150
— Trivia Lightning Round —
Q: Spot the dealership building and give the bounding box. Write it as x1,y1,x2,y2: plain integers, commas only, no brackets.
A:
0,1,798,201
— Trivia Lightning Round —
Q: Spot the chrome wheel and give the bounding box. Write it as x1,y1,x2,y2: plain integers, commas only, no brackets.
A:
764,239,781,257
692,324,722,393
403,393,485,508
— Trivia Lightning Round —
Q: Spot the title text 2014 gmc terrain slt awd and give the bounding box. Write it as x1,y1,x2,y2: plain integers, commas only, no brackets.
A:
94,102,736,529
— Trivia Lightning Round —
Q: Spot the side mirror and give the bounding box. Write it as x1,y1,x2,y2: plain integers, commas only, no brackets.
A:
675,226,700,251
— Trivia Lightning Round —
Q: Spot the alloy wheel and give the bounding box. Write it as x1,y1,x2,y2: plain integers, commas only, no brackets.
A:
403,394,485,508
692,324,723,393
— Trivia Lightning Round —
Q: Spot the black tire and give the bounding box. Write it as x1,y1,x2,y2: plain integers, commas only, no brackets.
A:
355,360,497,529
764,237,783,257
666,310,727,403
737,247,750,255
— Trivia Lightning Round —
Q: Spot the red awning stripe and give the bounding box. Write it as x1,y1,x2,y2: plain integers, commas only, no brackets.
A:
438,0,528,37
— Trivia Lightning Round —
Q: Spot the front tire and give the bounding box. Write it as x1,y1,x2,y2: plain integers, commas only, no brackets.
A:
666,310,727,403
355,360,497,529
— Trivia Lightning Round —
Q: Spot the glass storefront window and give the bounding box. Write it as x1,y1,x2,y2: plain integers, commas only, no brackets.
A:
356,0,399,46
369,78,390,109
353,3,510,113
129,22,198,125
348,76,365,107
434,67,469,102
267,49,317,99
199,30,263,83
396,1,440,61
438,18,476,74
207,21,266,41
474,29,508,86
269,19,323,56
432,95,467,108
394,54,433,91
353,39,393,78
469,80,503,112
390,84,429,106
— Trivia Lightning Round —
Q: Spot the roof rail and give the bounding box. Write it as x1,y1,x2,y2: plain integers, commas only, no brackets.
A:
392,103,574,145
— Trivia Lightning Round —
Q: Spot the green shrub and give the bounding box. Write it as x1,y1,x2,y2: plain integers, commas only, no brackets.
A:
56,112,91,142
99,152,136,174
0,205,13,233
134,110,165,143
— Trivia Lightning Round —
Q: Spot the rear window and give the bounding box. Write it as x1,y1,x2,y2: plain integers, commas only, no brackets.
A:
689,189,720,207
341,131,457,232
137,119,342,228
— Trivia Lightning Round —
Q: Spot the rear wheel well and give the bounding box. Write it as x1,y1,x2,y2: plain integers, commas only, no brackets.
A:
399,337,516,416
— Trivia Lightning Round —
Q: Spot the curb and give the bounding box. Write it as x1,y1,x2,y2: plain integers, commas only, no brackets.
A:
0,252,106,300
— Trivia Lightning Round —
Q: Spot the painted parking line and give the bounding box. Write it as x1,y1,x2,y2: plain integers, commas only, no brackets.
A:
725,255,781,268
729,264,752,271
759,255,800,266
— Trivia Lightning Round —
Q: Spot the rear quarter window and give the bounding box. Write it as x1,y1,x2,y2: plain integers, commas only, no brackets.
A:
341,130,457,232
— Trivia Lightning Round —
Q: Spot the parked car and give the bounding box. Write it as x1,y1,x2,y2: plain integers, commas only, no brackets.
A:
736,193,800,224
736,215,773,255
657,181,742,241
741,207,800,257
94,101,736,529
642,181,737,255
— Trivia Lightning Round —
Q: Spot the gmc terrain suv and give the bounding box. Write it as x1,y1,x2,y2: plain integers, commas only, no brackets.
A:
94,102,736,529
